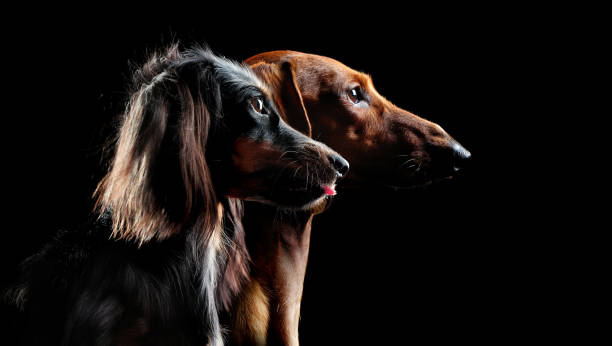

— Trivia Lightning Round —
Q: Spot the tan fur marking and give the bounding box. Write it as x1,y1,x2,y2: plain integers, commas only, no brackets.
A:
232,280,270,346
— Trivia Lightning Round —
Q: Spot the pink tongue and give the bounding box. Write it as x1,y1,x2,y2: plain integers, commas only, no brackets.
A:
322,185,336,196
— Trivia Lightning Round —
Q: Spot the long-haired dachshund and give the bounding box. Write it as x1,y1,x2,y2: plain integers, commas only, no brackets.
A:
229,51,471,345
4,45,348,346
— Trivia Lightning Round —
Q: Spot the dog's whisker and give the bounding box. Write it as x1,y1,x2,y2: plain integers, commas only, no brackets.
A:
279,150,300,160
292,166,302,179
399,158,417,168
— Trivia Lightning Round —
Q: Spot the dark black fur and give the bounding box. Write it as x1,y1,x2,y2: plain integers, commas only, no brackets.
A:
7,215,208,345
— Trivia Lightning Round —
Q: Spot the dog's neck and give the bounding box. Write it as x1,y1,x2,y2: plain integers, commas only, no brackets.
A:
231,202,314,346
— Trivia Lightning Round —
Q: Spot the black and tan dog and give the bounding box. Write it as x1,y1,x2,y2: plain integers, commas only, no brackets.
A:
5,46,348,346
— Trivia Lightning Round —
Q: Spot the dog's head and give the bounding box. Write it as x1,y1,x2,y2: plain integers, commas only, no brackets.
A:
95,46,348,243
246,51,470,189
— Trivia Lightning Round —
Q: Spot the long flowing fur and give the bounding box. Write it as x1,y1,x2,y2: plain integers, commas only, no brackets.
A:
94,45,253,345
5,45,254,346
95,45,220,244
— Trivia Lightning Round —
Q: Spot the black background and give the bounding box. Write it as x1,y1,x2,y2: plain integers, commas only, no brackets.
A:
0,6,577,345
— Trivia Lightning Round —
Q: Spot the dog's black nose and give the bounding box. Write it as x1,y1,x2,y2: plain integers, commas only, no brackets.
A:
329,154,350,178
452,141,471,172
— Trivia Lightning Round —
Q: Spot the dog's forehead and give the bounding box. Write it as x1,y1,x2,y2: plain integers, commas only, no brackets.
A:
297,53,371,85
212,54,270,95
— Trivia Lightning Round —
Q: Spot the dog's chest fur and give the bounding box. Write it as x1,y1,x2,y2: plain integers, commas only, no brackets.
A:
8,217,219,345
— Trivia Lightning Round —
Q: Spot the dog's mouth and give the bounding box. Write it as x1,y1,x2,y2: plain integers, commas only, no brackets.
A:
285,182,336,195
382,153,468,189
384,166,462,191
235,160,340,210
342,156,459,191
255,155,341,209
270,176,338,209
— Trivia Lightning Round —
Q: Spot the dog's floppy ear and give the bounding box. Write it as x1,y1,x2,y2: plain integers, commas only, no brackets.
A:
249,60,312,137
95,46,221,244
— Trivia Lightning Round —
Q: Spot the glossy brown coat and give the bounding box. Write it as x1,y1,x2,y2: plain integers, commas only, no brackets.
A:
230,51,470,345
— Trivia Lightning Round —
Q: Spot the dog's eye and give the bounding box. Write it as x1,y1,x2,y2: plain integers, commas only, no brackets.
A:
250,97,268,115
348,87,364,104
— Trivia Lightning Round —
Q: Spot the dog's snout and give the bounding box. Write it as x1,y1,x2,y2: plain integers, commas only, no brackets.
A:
451,141,471,172
329,154,350,178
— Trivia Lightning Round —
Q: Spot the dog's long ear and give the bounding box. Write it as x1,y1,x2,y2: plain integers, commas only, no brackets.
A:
95,46,221,244
249,60,312,137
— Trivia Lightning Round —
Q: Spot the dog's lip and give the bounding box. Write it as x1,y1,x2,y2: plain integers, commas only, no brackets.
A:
284,180,337,194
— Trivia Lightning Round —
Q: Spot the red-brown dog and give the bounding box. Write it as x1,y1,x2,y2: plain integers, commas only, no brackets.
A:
230,51,471,345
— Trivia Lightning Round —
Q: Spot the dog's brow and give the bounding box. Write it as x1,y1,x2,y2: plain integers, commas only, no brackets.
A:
351,71,372,88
